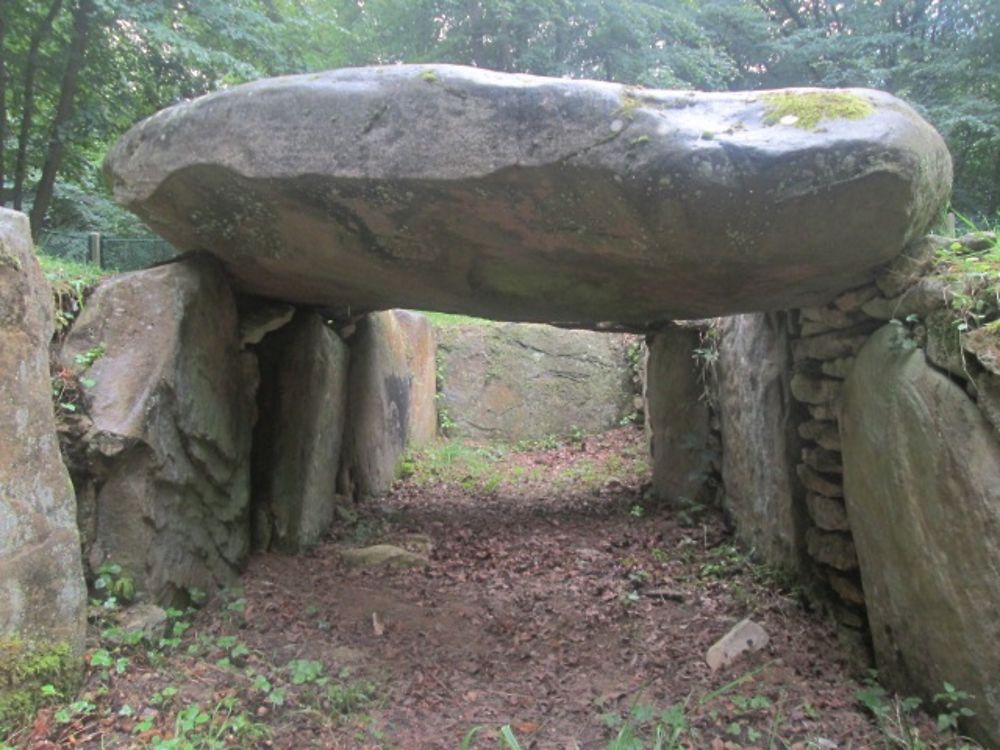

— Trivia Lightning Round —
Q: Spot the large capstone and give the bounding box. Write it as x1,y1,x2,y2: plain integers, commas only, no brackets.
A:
105,65,952,325
0,209,87,690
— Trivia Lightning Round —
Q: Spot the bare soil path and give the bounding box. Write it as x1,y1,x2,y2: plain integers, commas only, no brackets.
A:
8,427,956,749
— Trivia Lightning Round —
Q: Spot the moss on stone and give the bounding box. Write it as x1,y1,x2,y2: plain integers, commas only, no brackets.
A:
0,637,79,735
762,91,874,130
616,88,643,119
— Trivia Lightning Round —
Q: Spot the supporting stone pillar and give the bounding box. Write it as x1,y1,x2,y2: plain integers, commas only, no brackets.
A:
644,324,713,505
0,208,87,726
251,312,350,553
717,312,807,574
60,256,258,606
340,310,437,500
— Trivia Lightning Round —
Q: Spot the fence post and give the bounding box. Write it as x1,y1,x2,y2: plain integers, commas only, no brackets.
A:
88,232,102,268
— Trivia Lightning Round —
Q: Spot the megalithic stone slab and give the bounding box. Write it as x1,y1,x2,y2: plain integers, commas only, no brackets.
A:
841,324,1000,747
104,65,951,324
0,208,88,705
60,257,258,605
252,311,350,553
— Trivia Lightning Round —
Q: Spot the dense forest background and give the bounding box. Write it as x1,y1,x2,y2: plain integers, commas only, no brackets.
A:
0,0,996,240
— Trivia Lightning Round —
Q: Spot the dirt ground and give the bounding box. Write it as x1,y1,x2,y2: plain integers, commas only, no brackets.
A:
6,427,966,749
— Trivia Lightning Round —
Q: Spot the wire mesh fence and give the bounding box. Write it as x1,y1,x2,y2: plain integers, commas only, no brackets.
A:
37,229,176,271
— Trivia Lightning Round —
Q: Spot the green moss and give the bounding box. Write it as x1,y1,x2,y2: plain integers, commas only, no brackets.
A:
616,88,642,119
0,638,79,736
419,70,439,83
762,91,874,130
0,251,22,271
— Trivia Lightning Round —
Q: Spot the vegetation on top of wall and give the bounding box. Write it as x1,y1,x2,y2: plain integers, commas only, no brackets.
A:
929,222,999,337
418,311,498,328
37,253,106,289
36,252,108,337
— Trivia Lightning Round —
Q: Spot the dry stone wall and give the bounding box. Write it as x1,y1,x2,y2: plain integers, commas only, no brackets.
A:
789,288,882,638
713,231,1000,745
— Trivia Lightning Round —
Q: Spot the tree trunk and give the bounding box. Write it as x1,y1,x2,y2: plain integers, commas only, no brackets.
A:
777,0,808,29
28,0,92,239
13,0,65,211
0,3,7,206
466,0,485,67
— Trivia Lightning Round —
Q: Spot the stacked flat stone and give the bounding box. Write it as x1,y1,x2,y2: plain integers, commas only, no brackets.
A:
790,282,883,632
789,230,1000,638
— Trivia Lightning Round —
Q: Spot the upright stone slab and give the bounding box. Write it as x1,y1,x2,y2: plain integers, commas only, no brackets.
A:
841,323,1000,746
341,310,430,499
105,65,952,325
0,209,87,709
644,325,712,504
717,313,805,572
61,257,257,605
436,322,633,441
394,311,438,446
252,312,349,553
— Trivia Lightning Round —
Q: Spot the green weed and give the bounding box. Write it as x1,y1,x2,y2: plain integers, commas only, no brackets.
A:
856,672,983,750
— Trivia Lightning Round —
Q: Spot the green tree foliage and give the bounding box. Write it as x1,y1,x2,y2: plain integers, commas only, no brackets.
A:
333,0,738,89
0,0,995,235
704,0,999,217
0,0,344,237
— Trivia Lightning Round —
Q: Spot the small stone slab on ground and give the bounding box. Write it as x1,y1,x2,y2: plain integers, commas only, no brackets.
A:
338,544,429,569
706,618,770,673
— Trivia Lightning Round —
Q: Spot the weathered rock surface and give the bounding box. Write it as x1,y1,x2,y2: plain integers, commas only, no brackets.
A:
252,312,349,553
805,529,857,571
705,619,770,673
341,311,436,499
806,494,851,532
106,65,951,324
0,209,87,663
717,313,805,572
841,323,1000,745
338,544,428,569
644,325,712,505
394,311,437,446
436,322,633,441
61,257,257,605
